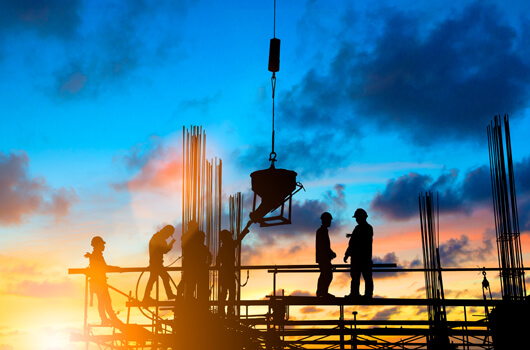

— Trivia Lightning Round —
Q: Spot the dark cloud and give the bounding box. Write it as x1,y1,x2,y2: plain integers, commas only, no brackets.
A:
372,252,420,279
252,198,328,240
0,151,78,225
372,306,400,320
371,165,494,220
234,131,351,178
281,2,530,145
0,1,194,98
0,0,81,39
518,198,530,233
439,234,494,267
515,156,530,194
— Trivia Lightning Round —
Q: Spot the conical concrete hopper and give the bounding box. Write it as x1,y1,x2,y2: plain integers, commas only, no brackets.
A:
249,166,298,226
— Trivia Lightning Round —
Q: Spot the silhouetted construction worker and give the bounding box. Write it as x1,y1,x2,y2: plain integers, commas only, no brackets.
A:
177,221,199,298
344,208,373,299
188,230,212,303
316,212,336,298
143,225,177,302
84,236,121,326
217,229,237,317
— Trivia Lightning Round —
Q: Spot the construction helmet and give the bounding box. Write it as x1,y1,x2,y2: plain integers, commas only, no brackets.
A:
91,236,106,247
353,208,368,219
159,225,175,236
320,212,333,221
220,229,232,241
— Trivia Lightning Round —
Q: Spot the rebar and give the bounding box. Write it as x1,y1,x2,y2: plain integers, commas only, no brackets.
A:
487,115,526,300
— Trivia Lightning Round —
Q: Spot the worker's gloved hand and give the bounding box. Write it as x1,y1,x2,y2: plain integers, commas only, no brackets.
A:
343,256,348,263
331,251,337,259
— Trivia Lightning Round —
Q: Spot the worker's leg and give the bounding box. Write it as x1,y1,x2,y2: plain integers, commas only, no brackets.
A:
159,269,175,299
317,262,332,296
219,277,227,316
144,268,160,299
350,264,361,297
362,262,373,297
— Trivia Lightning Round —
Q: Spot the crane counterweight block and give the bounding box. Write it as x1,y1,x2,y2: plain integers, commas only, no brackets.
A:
268,38,281,73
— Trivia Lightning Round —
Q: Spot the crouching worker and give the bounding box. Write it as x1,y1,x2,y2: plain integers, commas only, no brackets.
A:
85,236,121,326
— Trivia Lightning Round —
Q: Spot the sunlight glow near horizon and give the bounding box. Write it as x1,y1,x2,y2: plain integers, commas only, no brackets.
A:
1,0,530,349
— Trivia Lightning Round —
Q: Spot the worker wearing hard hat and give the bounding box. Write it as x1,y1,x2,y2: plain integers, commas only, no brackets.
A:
84,236,121,326
143,225,178,303
344,208,373,299
316,212,336,298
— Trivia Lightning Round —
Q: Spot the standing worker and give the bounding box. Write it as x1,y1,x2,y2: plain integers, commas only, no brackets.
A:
316,212,336,298
177,220,199,298
217,229,237,317
188,230,212,303
143,225,177,303
344,208,373,299
84,236,121,326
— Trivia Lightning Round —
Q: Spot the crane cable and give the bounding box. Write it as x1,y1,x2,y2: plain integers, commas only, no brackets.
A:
269,0,277,165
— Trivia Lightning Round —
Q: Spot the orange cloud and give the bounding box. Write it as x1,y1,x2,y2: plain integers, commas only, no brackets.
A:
3,279,77,298
113,136,183,193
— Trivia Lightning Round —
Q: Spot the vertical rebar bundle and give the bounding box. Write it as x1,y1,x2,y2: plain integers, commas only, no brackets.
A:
419,191,447,347
229,192,244,315
182,126,222,302
487,115,526,301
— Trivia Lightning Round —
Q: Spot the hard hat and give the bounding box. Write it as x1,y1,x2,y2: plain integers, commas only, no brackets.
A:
220,229,232,241
353,208,368,218
91,236,106,246
159,225,175,236
320,212,333,220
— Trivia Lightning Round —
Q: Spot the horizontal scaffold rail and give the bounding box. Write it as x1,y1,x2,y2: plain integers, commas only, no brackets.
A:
69,263,529,275
126,296,505,308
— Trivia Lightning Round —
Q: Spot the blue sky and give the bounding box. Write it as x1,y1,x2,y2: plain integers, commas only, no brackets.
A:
1,1,530,349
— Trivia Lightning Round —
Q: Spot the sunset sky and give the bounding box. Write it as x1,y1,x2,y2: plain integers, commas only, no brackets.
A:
1,0,530,349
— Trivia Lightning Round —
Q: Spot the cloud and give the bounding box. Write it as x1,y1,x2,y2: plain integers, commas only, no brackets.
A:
0,150,78,225
0,1,195,98
281,2,530,145
439,233,494,267
0,255,39,276
178,92,221,114
4,279,77,298
300,306,323,314
0,0,81,40
290,290,314,297
372,252,421,279
520,199,530,232
370,164,495,220
112,136,182,193
234,131,352,178
324,184,347,211
372,306,400,320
